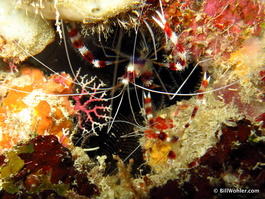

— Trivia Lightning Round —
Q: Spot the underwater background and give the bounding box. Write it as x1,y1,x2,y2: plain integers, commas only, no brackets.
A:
0,0,265,198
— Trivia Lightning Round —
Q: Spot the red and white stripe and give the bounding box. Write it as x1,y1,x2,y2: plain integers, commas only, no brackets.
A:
197,72,210,102
153,11,187,71
67,23,112,68
180,72,210,129
143,92,154,127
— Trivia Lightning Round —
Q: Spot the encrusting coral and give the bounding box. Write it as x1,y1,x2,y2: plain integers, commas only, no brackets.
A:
0,67,74,152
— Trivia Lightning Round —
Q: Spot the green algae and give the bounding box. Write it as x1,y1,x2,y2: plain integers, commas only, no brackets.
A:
0,150,24,179
0,143,34,179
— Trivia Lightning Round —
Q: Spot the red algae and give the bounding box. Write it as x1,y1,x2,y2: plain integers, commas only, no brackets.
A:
0,135,99,198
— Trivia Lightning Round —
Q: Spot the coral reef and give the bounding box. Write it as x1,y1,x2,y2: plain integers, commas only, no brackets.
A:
149,119,265,199
0,0,265,198
140,92,241,173
213,34,265,123
0,67,74,152
163,0,265,61
1,0,142,65
162,0,265,124
72,74,112,135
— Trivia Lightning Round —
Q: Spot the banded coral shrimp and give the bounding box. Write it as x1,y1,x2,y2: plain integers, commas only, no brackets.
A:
1,1,265,197
0,0,203,173
0,0,230,173
1,2,265,199
67,1,265,179
61,3,210,174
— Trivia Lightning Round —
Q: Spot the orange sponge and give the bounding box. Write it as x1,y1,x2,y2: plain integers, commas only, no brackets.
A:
0,67,74,152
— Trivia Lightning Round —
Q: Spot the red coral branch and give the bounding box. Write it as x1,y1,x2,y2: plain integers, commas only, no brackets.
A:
72,75,111,135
